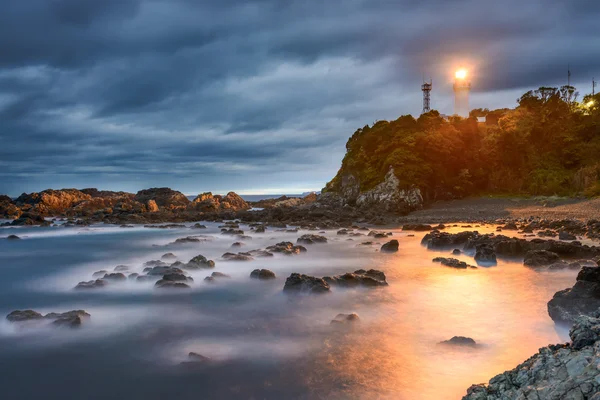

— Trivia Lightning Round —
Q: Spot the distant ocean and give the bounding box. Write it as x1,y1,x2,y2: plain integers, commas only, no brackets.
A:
186,194,311,202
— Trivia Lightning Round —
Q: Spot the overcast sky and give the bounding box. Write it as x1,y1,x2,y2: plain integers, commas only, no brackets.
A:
1,0,598,196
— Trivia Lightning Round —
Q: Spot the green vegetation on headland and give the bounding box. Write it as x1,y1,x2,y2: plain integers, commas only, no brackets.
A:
324,87,600,200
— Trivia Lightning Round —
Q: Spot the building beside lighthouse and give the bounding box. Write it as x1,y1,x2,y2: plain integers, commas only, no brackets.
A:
453,69,471,118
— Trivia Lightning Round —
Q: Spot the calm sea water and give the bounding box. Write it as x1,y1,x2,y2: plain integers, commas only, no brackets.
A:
0,222,578,399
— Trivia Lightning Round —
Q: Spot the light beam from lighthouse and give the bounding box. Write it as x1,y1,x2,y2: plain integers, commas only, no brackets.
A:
453,69,471,118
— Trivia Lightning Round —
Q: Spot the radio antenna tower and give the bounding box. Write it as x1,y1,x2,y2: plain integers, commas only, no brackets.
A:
421,78,432,114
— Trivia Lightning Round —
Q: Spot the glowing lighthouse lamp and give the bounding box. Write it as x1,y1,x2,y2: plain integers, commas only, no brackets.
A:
453,69,471,118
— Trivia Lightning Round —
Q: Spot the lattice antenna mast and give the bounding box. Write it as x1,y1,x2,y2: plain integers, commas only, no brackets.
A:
421,79,432,114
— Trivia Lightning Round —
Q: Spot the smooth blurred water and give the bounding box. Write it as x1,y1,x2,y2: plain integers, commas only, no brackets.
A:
0,223,579,399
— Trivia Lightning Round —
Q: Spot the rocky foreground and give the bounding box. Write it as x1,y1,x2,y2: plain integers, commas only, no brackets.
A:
463,313,600,400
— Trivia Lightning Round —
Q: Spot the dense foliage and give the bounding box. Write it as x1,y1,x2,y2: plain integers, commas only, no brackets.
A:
324,87,600,200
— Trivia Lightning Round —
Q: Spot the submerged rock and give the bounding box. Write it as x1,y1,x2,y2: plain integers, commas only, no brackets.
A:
222,252,254,261
558,231,577,241
297,234,328,244
185,254,215,269
250,269,276,280
161,253,177,260
74,279,107,289
463,313,600,399
266,241,307,255
330,313,360,325
283,273,330,294
432,257,475,269
181,352,211,367
474,244,497,265
155,273,193,288
380,240,399,253
7,309,90,328
103,272,127,281
323,269,388,287
524,250,560,267
6,234,20,240
439,336,477,347
547,266,600,324
402,224,433,231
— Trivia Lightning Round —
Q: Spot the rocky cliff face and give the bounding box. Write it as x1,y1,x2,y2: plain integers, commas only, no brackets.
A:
548,266,600,325
0,195,21,219
322,167,423,214
463,313,600,400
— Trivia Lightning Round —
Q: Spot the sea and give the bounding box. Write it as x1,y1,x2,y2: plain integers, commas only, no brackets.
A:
0,222,578,399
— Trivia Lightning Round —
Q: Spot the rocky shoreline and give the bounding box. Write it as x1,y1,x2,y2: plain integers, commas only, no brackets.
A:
3,187,600,398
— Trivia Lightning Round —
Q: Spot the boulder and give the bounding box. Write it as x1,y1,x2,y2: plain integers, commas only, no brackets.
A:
6,234,20,240
524,250,560,267
74,279,107,289
161,253,177,260
7,309,90,328
250,269,276,280
134,188,190,210
155,273,193,288
210,272,230,279
474,244,497,265
432,257,476,269
283,273,330,294
297,234,328,244
185,255,215,269
330,313,360,325
102,273,127,281
267,241,307,255
6,310,43,322
324,269,388,287
380,240,399,253
559,231,577,241
222,252,254,261
547,266,600,324
439,336,477,347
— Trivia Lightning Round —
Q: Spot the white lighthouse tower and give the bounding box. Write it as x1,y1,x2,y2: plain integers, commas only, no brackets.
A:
453,69,471,118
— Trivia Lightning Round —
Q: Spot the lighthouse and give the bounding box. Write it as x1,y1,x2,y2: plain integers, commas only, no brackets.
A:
453,69,471,118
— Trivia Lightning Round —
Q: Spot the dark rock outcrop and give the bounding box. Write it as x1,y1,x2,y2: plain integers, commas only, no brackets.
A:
283,273,330,294
323,269,388,287
432,257,476,269
190,192,249,212
474,244,497,265
74,279,107,289
439,336,477,347
266,241,307,255
330,313,360,325
222,252,254,261
250,269,276,280
547,266,600,324
463,313,600,399
381,240,399,253
7,309,90,328
297,234,328,244
134,188,190,211
185,255,215,269
524,250,561,267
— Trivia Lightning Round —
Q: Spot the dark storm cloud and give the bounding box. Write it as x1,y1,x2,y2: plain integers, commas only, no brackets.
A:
0,0,598,195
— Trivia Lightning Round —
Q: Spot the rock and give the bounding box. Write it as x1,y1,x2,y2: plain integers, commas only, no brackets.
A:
128,273,139,280
221,228,244,235
422,231,478,249
6,234,20,240
190,192,249,212
7,309,90,328
174,236,202,243
155,273,193,288
74,279,107,289
210,272,230,278
559,231,577,241
92,270,108,278
185,255,215,269
231,242,244,248
432,257,476,269
102,272,127,281
547,266,600,324
14,189,93,215
204,276,216,283
330,313,360,325
524,250,560,267
161,253,177,260
283,273,331,294
402,224,433,231
297,234,328,244
145,266,184,275
254,226,266,233
324,269,388,287
191,223,207,229
474,244,497,265
146,199,159,212
6,310,43,322
247,249,274,258
250,269,276,280
538,229,558,237
452,249,462,255
439,336,477,347
180,352,211,366
144,260,169,267
222,252,254,261
113,265,129,271
381,240,399,253
266,241,307,255
134,188,190,210
155,281,191,289
463,313,600,399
